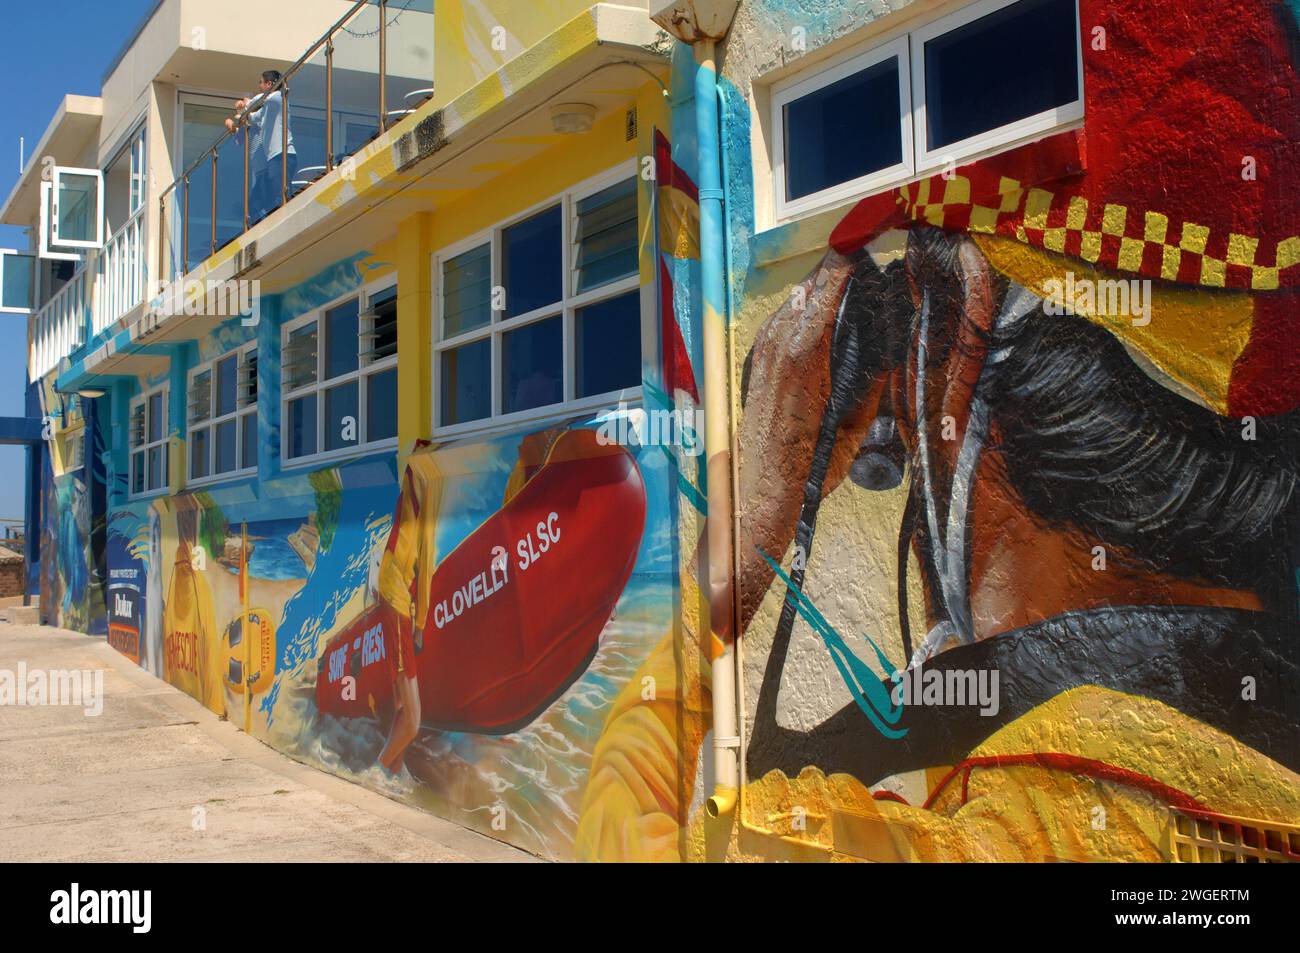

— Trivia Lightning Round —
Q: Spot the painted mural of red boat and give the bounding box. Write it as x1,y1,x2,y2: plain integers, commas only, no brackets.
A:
315,429,647,734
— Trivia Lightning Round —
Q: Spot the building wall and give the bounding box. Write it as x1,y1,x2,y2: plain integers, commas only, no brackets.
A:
713,0,1300,860
46,50,714,861
31,0,1299,864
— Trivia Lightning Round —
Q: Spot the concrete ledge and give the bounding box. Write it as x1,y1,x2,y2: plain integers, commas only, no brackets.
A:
0,606,40,625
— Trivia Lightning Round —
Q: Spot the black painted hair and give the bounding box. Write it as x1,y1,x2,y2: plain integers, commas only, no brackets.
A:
261,70,282,85
981,283,1300,603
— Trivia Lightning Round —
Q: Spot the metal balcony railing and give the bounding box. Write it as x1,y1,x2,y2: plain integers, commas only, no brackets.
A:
158,0,434,282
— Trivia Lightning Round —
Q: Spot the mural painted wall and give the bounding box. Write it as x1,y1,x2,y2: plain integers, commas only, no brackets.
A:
33,0,1299,864
37,384,106,636
77,87,718,860
721,0,1300,860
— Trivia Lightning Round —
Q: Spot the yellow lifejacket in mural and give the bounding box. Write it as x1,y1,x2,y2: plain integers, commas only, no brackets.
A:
574,629,1300,861
162,543,222,713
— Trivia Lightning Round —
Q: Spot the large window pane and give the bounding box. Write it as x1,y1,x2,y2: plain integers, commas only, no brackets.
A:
576,292,641,398
442,244,491,338
132,452,144,495
56,172,99,244
214,419,237,473
324,381,359,451
502,205,561,317
241,413,257,469
784,56,903,201
191,428,209,479
215,355,238,416
440,339,490,427
287,394,317,458
324,298,360,380
147,446,163,490
367,367,398,442
147,393,164,443
575,179,637,292
924,0,1079,150
502,316,562,414
1,252,35,311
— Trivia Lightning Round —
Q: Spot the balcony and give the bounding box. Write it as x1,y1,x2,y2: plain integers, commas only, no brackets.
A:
93,206,147,338
159,0,435,281
30,269,87,382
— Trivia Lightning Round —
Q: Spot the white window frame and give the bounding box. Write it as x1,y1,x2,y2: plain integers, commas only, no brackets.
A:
0,248,36,314
431,159,643,440
910,0,1084,172
187,342,258,486
769,0,1083,224
60,424,86,474
129,385,169,499
102,119,148,236
280,276,400,468
772,36,913,222
49,166,106,250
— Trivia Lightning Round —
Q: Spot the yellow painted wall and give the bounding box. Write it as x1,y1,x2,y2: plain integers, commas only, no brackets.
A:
383,84,659,457
433,0,644,109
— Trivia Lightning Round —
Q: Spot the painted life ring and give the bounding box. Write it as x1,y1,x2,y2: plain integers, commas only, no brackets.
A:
222,608,277,696
315,429,647,734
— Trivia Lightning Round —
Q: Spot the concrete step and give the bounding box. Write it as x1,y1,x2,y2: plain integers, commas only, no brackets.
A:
0,605,39,625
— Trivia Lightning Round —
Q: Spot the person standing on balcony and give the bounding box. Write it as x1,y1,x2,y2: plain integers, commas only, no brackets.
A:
226,82,266,223
226,70,297,223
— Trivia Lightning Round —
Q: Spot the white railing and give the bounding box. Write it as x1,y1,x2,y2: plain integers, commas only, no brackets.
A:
30,268,87,381
93,206,146,336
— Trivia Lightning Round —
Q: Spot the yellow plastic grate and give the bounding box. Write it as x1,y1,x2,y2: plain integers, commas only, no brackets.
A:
1170,808,1300,863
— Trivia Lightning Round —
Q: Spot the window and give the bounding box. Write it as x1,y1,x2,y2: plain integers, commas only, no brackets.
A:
432,164,642,435
772,0,1082,220
104,123,147,236
130,386,169,497
60,427,86,474
48,167,105,249
281,280,398,464
188,343,258,483
0,248,35,314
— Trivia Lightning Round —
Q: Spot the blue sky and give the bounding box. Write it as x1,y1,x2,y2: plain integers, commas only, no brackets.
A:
0,0,158,524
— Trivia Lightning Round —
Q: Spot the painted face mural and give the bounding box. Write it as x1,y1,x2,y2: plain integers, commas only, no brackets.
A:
734,0,1300,861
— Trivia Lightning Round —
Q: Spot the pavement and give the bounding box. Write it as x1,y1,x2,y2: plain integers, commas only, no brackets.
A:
0,622,536,863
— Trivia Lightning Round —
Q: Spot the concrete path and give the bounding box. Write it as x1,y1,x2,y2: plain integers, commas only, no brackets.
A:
0,623,535,862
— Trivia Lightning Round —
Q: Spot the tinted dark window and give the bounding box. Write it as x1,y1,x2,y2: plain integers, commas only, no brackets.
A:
287,394,317,458
576,291,641,398
502,206,561,317
924,0,1079,150
440,340,491,426
191,429,208,479
324,382,359,451
215,355,238,416
367,368,398,441
324,299,360,380
215,419,237,472
785,56,903,201
501,316,562,414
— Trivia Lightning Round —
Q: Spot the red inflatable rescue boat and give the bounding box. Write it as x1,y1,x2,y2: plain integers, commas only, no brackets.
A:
315,429,646,734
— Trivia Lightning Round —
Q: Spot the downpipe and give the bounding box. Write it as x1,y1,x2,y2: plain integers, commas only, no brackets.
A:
694,38,740,820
